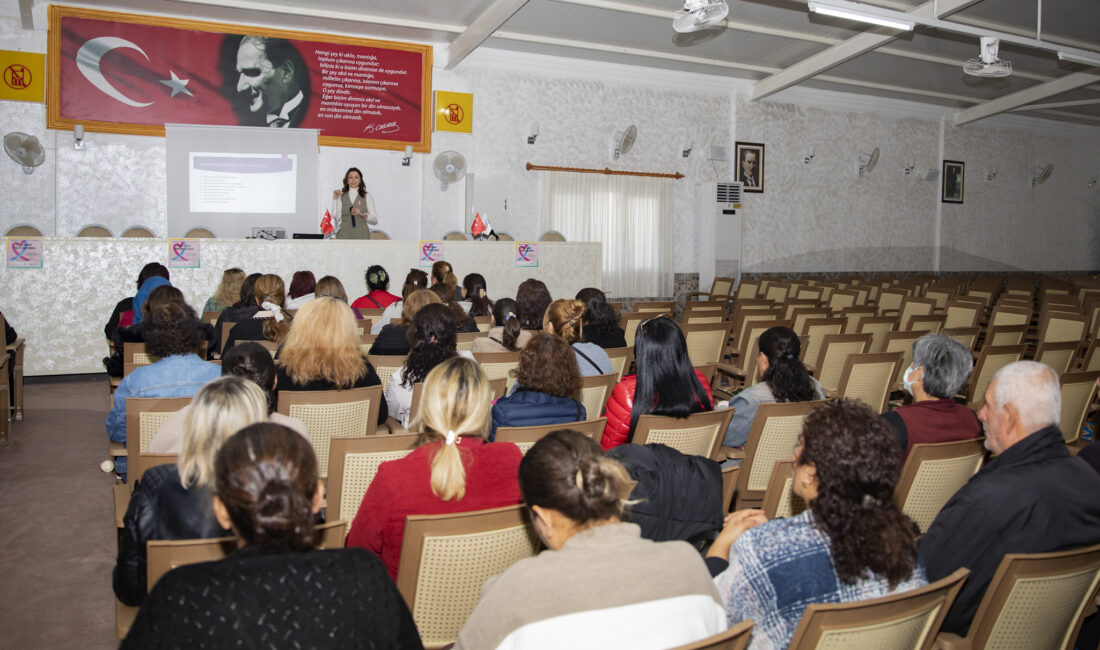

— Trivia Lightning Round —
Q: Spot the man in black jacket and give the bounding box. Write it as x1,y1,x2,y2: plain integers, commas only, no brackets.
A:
919,361,1100,635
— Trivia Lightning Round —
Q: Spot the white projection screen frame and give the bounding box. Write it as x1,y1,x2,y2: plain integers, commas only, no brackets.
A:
166,124,320,238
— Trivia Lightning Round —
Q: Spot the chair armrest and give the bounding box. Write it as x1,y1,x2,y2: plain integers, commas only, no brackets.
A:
933,632,970,650
113,482,131,529
824,388,840,399
685,292,708,301
719,445,744,461
5,337,25,352
715,363,745,378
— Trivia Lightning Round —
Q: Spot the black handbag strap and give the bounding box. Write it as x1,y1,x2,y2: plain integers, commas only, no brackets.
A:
573,345,603,373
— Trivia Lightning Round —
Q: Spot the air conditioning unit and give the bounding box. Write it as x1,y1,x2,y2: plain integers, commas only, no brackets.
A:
695,181,743,293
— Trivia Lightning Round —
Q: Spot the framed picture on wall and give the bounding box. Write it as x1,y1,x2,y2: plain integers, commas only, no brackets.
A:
942,160,964,204
735,141,764,193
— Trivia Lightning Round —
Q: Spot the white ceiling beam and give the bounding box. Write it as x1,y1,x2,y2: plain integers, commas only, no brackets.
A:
1012,98,1100,112
750,0,981,101
954,72,1100,125
446,0,529,70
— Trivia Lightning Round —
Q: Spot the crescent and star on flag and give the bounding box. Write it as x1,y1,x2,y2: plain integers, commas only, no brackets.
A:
75,36,193,107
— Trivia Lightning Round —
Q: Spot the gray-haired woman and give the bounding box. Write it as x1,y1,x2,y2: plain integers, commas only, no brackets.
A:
882,333,982,459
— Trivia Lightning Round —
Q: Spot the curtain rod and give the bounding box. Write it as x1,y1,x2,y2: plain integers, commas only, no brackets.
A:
525,162,684,179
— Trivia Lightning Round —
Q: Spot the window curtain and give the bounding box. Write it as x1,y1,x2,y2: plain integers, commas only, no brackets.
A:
543,172,673,297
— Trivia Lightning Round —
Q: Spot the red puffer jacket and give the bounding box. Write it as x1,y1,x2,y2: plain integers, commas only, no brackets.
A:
600,370,713,450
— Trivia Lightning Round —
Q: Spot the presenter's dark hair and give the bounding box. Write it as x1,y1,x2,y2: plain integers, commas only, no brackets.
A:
759,326,817,404
516,278,552,331
492,298,523,351
342,167,367,198
628,316,711,440
365,265,390,292
214,422,319,550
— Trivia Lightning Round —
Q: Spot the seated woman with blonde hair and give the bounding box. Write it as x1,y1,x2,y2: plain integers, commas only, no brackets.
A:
456,429,727,649
113,375,268,606
347,357,522,579
708,399,927,649
122,422,423,648
275,296,387,425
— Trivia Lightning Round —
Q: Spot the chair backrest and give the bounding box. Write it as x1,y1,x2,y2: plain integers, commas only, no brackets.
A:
876,288,907,315
965,344,1027,407
944,300,982,329
121,226,155,238
668,619,754,650
369,229,391,240
146,521,347,591
736,400,827,508
633,300,676,314
857,315,897,353
496,418,607,454
577,373,617,418
905,314,945,333
957,544,1100,650
792,308,832,334
828,289,859,313
786,568,970,650
1083,339,1100,373
841,307,878,334
682,321,731,367
762,459,807,520
985,324,1026,347
184,227,215,238
1034,341,1079,375
455,331,480,352
735,279,760,300
604,346,634,383
988,305,1031,330
5,224,42,236
924,288,954,311
621,311,647,347
396,505,540,648
201,310,221,327
894,438,986,534
1059,371,1100,444
898,297,936,330
125,397,192,474
883,330,928,386
802,317,845,371
632,409,735,460
365,354,408,392
443,230,468,240
275,386,383,478
708,277,736,301
764,283,789,303
538,230,565,241
940,326,980,352
733,308,785,356
684,299,728,315
122,342,156,377
78,224,112,237
472,351,522,392
134,452,178,483
837,351,904,413
815,334,872,393
1038,311,1089,345
327,434,419,528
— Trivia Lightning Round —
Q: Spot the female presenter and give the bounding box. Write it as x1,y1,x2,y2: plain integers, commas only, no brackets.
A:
332,167,378,239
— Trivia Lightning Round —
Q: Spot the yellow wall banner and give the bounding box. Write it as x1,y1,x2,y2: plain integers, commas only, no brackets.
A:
434,90,473,133
0,50,45,102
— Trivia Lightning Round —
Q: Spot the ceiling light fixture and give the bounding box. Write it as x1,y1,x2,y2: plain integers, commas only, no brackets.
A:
807,1,914,31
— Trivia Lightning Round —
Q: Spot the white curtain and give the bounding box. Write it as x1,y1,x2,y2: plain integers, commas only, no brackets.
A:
543,172,673,297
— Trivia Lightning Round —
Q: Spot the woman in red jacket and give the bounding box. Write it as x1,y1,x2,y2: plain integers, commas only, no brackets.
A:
601,315,713,449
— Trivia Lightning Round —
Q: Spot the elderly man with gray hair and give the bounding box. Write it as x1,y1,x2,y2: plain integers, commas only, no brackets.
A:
919,361,1100,636
882,333,982,459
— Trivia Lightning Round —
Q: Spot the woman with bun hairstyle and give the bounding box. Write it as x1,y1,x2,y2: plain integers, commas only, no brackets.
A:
114,376,267,606
472,297,532,354
545,298,613,377
722,326,825,453
460,273,493,317
600,316,713,450
352,264,400,310
455,429,727,650
576,287,627,349
224,273,293,350
431,283,479,333
385,303,466,429
431,260,461,302
371,269,430,334
369,288,441,356
708,399,926,649
122,422,422,648
347,357,522,580
490,334,586,439
275,297,388,425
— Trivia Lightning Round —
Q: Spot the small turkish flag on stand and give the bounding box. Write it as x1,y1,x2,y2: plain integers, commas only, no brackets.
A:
321,210,335,236
471,212,487,237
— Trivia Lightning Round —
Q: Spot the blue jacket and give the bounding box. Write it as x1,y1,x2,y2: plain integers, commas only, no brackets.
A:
490,389,586,440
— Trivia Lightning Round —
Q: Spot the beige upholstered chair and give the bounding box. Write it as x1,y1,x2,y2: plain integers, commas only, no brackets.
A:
184,227,216,238
442,230,467,240
668,619,754,650
1083,339,1100,372
77,224,112,237
1034,341,1079,375
686,277,736,305
814,333,872,393
836,351,904,413
605,346,634,383
620,311,647,348
276,386,383,478
633,300,676,314
944,300,982,330
801,317,845,373
1059,370,1100,445
963,345,1027,408
682,321,732,367
734,400,826,509
683,301,729,325
5,224,42,236
1037,311,1089,345
577,373,617,418
539,230,566,241
940,327,980,352
787,568,970,650
761,459,807,520
934,545,1100,650
792,308,832,335
122,342,156,377
471,351,522,392
883,330,928,388
876,288,908,317
326,434,419,529
121,226,155,238
496,418,607,454
906,314,946,333
124,397,192,486
395,505,540,649
894,438,986,534
366,354,408,392
368,229,391,240
857,315,897,353
632,409,735,461
455,331,480,352
898,296,937,331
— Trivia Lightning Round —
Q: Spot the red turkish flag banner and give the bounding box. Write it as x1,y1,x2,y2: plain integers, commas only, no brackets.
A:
48,7,432,149
471,212,487,237
320,210,334,235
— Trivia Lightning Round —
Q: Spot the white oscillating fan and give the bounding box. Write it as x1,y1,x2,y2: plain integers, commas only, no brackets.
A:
857,147,880,177
433,151,467,191
612,125,637,161
4,132,45,175
1031,164,1054,187
673,0,729,33
963,37,1013,78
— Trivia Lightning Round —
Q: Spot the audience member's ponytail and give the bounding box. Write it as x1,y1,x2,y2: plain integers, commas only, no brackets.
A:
415,357,493,501
759,326,817,403
492,298,523,351
463,273,493,317
432,260,458,291
520,429,634,524
254,273,292,343
214,422,319,550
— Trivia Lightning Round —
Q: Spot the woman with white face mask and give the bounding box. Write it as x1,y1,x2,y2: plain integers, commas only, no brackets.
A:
882,333,982,460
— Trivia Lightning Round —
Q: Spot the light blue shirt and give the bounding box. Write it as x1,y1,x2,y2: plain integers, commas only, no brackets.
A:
572,341,613,377
723,378,826,448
